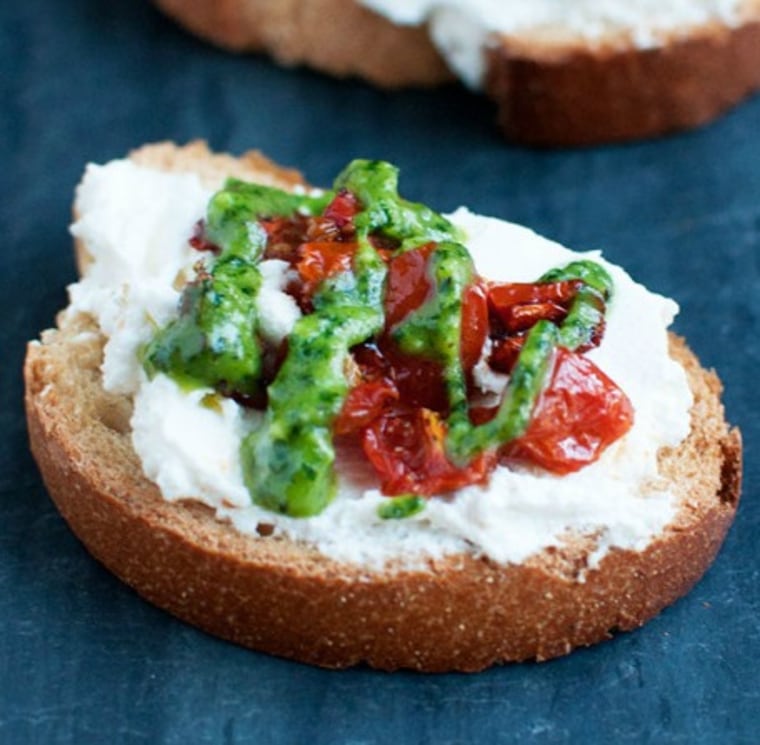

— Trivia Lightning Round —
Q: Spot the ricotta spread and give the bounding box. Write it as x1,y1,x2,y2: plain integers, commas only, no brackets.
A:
68,160,693,570
358,0,744,87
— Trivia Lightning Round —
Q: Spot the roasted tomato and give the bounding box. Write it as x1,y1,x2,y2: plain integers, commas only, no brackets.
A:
503,347,634,474
334,379,399,436
262,215,310,263
296,241,357,298
350,340,447,413
373,244,488,410
461,281,489,373
489,336,525,374
488,280,580,323
362,405,494,496
304,189,360,243
488,280,579,336
380,347,447,412
285,191,365,301
380,243,442,407
323,188,360,229
383,243,436,329
487,280,581,373
384,243,487,371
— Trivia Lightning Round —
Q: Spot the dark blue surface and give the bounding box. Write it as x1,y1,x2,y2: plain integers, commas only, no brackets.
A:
2,1,759,743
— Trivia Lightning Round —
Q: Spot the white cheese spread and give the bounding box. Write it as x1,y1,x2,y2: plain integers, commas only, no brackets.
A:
67,159,693,570
358,0,745,87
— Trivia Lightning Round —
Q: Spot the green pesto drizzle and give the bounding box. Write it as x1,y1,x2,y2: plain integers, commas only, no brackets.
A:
142,159,615,519
142,180,330,395
240,278,385,517
392,240,474,429
446,260,614,464
540,260,612,350
335,160,463,250
241,160,464,517
447,319,558,463
377,495,426,520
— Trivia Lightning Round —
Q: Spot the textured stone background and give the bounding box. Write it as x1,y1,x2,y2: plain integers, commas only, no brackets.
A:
1,1,758,742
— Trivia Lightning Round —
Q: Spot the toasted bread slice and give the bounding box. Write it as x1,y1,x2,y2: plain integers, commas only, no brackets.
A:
152,0,452,88
151,0,760,144
485,6,760,145
25,143,741,671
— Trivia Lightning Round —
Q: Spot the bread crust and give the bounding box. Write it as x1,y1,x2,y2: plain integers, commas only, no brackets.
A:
151,0,760,144
487,15,760,146
152,0,453,88
25,144,741,671
23,323,741,671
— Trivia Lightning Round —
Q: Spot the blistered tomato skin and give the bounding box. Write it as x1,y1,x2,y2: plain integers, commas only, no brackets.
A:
323,188,360,229
384,243,436,330
488,280,580,327
504,347,634,474
461,282,488,373
296,241,358,300
335,379,399,436
362,406,494,496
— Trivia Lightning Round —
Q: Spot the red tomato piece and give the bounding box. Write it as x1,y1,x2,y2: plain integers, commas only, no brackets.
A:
306,190,360,243
352,341,448,413
503,347,634,474
498,301,568,334
323,189,360,228
296,241,357,297
380,345,448,412
461,282,489,373
384,245,487,379
334,379,399,436
384,243,436,330
380,243,446,409
488,280,581,321
467,403,499,426
261,215,310,262
362,405,494,496
489,336,525,374
351,343,391,381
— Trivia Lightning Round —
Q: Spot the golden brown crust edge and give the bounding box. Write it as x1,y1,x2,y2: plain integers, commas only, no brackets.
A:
24,323,741,671
128,140,305,189
486,17,760,146
151,0,453,88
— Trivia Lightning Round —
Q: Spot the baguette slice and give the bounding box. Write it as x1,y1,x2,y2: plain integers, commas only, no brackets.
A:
25,143,741,671
151,0,760,145
153,0,453,88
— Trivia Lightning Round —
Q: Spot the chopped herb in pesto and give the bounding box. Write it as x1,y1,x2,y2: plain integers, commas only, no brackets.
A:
141,179,327,396
377,496,426,520
335,160,462,250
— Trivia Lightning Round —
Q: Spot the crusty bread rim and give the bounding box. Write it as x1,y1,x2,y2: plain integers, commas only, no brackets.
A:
152,0,453,88
486,10,760,145
23,321,741,671
26,142,741,671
